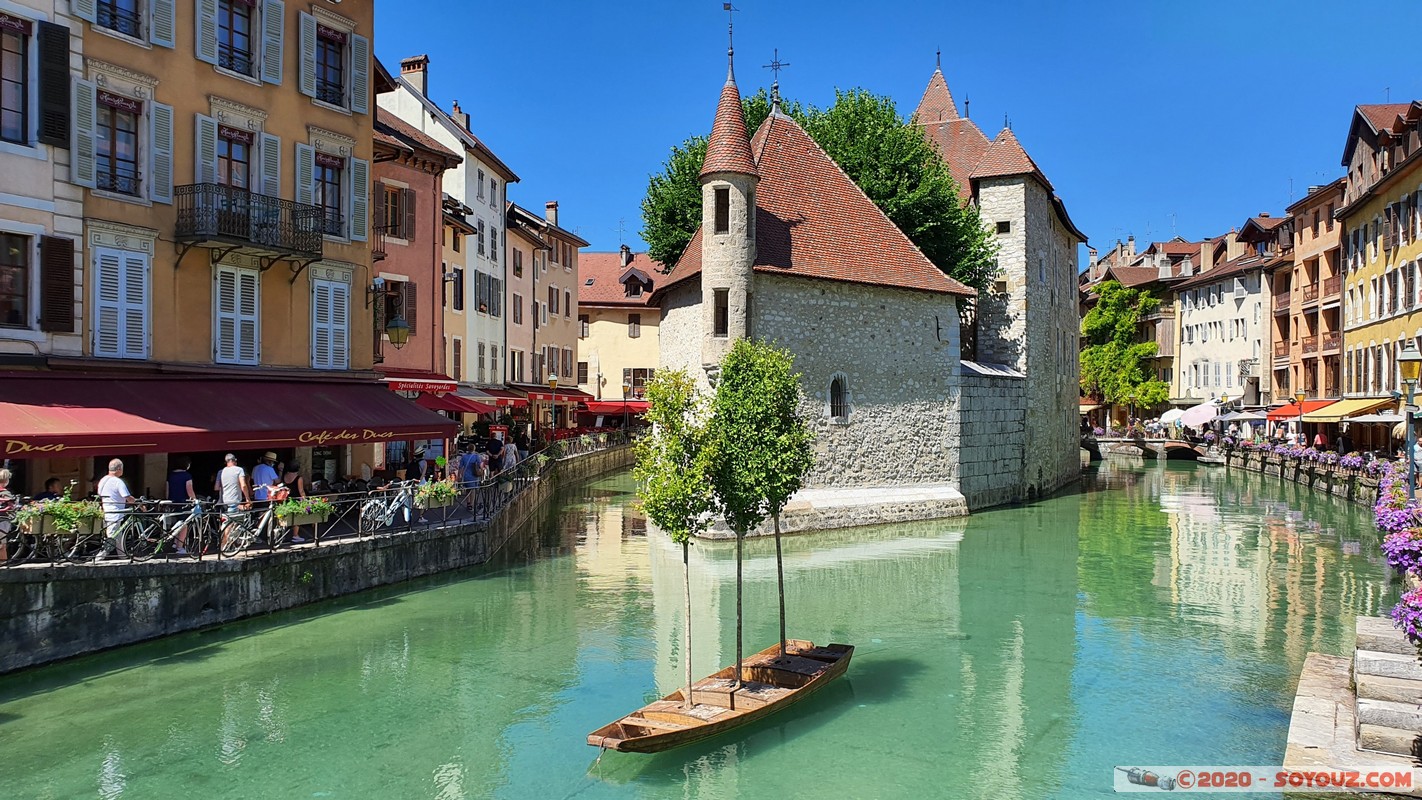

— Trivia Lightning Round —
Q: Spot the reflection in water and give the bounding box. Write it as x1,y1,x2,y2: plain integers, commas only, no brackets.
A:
0,463,1401,799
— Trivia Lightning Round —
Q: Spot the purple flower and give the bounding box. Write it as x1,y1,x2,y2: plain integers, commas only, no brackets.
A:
1393,586,1422,648
1341,453,1365,469
1322,451,1340,466
1092,427,1105,437
1203,432,1218,443
1383,529,1422,573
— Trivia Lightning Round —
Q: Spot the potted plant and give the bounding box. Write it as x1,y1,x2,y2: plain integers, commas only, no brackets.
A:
415,480,458,510
274,496,334,528
16,490,102,538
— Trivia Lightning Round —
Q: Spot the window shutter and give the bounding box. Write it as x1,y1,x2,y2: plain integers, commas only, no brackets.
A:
195,0,218,64
260,0,285,85
150,102,174,204
120,251,148,359
493,278,502,317
150,0,175,48
372,278,385,358
294,143,314,205
297,12,316,98
93,249,122,357
237,269,260,364
349,157,369,241
214,267,238,362
195,114,218,183
37,22,71,148
349,33,370,114
39,236,75,333
403,281,417,331
71,79,97,188
311,279,332,368
73,0,96,23
331,280,348,368
259,132,281,197
402,187,416,241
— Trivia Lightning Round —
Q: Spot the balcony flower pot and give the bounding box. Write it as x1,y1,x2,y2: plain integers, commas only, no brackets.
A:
278,512,330,528
415,480,458,510
416,496,454,511
274,497,334,528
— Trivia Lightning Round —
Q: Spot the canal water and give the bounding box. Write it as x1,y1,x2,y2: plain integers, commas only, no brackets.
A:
0,460,1399,799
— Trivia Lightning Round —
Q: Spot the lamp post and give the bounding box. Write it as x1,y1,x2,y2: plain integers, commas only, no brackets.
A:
1399,342,1422,499
1295,389,1306,447
548,373,559,437
622,380,631,431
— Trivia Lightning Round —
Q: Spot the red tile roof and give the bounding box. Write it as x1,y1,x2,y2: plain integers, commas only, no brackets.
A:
913,68,959,124
1174,253,1273,291
1359,103,1412,133
662,111,972,298
579,251,660,307
701,65,758,178
921,118,991,200
971,127,1051,188
375,108,461,163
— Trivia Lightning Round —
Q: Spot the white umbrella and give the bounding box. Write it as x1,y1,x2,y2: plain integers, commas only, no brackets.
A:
1179,400,1222,428
1160,408,1185,424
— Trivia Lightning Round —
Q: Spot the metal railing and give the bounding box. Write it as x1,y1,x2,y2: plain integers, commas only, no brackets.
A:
372,223,390,262
175,183,324,257
1,434,632,569
97,169,140,197
1302,285,1319,303
1322,331,1341,352
1323,276,1341,296
1302,335,1319,355
97,1,141,37
1274,341,1290,358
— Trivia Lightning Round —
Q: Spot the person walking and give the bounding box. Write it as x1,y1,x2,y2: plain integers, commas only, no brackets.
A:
216,454,251,551
165,458,196,554
96,459,137,560
282,461,309,545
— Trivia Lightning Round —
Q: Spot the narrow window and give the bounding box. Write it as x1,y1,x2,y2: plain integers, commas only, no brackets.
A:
313,153,344,235
217,126,250,189
577,361,589,385
0,233,28,328
578,313,589,338
996,221,1011,235
452,339,462,382
452,267,464,311
714,187,730,234
96,93,141,196
98,0,142,38
217,0,254,76
315,26,346,106
713,288,729,336
1,17,28,144
829,374,849,422
628,312,641,339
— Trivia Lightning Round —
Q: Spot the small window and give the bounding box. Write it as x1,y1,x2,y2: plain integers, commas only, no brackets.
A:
452,231,461,252
578,314,589,338
714,187,730,234
829,373,849,423
98,0,142,39
996,221,1011,235
626,279,642,297
217,0,254,76
1,19,28,145
628,312,641,338
564,289,571,317
0,233,29,329
577,361,589,385
315,27,346,106
713,288,729,336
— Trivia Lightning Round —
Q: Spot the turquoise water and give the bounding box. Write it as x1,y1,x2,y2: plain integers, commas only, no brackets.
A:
0,460,1399,799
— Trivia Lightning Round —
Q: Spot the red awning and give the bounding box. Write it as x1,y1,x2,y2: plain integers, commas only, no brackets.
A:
509,383,595,402
378,368,458,395
416,392,495,415
460,387,527,408
0,374,458,457
583,400,650,414
1265,400,1336,421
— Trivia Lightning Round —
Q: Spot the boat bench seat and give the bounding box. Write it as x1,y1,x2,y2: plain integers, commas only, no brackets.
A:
689,677,792,710
626,716,692,731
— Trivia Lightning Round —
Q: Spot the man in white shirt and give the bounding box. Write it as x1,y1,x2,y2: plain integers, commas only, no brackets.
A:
217,453,250,512
96,458,136,559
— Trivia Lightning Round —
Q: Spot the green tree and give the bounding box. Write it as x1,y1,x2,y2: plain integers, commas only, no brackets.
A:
1079,280,1171,410
639,89,996,290
706,339,816,684
634,369,714,708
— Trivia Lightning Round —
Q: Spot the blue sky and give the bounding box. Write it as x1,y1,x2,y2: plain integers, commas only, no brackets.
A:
375,0,1422,267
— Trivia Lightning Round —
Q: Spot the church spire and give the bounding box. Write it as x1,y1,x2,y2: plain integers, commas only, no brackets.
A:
701,36,758,178
914,56,960,124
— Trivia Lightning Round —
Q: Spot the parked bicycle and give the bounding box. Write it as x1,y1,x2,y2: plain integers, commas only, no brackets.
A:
126,498,213,561
219,501,279,556
359,480,418,536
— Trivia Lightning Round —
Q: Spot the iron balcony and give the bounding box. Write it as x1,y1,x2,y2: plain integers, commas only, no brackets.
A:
175,183,324,259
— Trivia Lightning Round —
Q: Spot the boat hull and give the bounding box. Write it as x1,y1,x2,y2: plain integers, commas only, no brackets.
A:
587,639,854,753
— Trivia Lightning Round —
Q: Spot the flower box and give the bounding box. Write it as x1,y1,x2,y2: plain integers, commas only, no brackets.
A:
21,515,100,538
278,512,329,528
416,496,453,510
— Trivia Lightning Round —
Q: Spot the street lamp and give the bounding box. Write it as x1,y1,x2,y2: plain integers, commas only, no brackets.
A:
622,380,632,431
548,373,559,432
1399,341,1422,499
385,315,410,350
1294,388,1307,447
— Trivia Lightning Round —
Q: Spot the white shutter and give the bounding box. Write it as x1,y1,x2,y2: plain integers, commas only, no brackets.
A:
71,79,97,188
349,156,368,242
149,102,174,204
74,0,96,23
260,0,284,85
120,252,149,359
331,281,349,369
195,114,218,184
259,132,281,197
297,12,316,98
195,0,218,65
237,269,260,364
92,248,122,357
214,266,238,363
150,0,175,48
311,279,332,368
349,33,370,115
294,143,314,206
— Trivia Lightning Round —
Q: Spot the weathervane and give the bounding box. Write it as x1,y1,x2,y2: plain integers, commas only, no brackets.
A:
764,48,790,107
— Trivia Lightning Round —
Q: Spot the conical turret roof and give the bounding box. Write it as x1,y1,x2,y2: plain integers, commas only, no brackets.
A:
914,67,959,124
700,55,758,179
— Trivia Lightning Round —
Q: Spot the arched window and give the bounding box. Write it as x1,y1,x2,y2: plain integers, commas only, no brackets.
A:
828,373,850,423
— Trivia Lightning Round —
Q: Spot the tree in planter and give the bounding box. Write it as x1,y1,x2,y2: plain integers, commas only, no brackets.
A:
705,339,816,690
1080,280,1171,413
634,369,714,709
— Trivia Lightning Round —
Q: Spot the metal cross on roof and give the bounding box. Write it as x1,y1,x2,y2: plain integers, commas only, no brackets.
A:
764,48,789,107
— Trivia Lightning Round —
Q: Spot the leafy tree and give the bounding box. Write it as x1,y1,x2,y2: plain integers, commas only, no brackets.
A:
1079,280,1171,410
640,89,996,290
634,369,714,708
705,339,816,683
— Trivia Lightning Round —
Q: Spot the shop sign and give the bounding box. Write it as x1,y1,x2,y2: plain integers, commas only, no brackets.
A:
388,380,454,394
297,428,401,446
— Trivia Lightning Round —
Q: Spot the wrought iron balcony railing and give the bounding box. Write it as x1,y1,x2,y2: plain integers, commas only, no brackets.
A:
174,183,324,258
1322,331,1341,352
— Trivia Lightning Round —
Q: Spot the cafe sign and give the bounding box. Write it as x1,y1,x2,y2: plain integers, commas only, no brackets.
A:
386,380,455,395
296,428,402,446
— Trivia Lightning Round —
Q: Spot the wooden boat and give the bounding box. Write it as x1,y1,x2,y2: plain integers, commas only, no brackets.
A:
587,639,853,753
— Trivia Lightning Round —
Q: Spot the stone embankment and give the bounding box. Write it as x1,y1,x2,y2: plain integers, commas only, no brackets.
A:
0,445,633,675
1224,450,1380,507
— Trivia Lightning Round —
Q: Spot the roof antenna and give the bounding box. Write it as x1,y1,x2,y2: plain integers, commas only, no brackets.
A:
764,48,790,111
1386,86,1391,102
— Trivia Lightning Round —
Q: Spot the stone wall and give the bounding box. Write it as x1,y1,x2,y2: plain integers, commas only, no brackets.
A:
959,371,1029,509
0,445,635,675
1225,451,1378,506
658,280,706,387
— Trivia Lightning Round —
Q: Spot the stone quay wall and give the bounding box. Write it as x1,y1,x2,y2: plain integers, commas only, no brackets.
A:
959,372,1030,510
1224,450,1380,507
0,445,634,675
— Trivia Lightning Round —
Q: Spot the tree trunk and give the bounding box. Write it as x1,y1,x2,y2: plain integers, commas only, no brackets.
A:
734,528,744,706
683,539,694,709
775,512,786,657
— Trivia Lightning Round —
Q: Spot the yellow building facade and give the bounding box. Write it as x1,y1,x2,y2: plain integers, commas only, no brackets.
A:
576,248,659,402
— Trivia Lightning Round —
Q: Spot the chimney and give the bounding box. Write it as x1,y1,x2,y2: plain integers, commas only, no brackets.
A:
1126,234,1136,261
450,100,469,132
400,55,429,96
619,244,632,268
1198,240,1215,273
1226,228,1245,261
1157,254,1172,281
1257,212,1270,218
545,201,559,227
1179,256,1193,276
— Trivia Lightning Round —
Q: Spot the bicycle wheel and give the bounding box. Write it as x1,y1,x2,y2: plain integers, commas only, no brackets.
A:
62,530,101,564
358,502,381,536
219,522,248,556
125,518,162,562
186,516,209,559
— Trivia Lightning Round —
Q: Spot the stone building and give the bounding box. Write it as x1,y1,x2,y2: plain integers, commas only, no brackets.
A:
655,50,976,529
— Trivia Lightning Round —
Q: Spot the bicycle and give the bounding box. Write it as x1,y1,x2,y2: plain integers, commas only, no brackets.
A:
127,499,212,561
97,502,167,563
359,480,418,536
219,501,278,556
